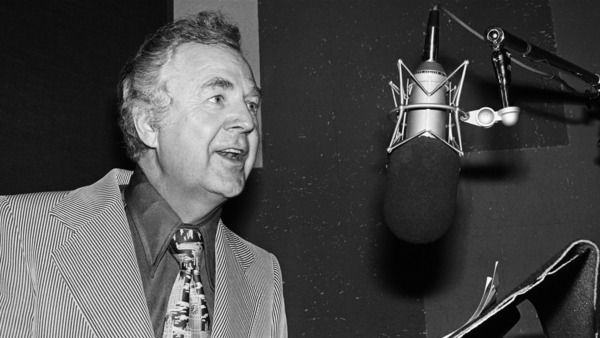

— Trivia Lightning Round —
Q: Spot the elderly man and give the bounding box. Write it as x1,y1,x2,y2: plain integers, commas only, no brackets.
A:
0,11,287,337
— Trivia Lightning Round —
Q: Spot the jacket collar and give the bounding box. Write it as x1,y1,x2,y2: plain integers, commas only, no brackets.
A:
50,168,133,229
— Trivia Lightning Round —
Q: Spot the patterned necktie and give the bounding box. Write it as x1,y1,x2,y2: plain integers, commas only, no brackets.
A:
163,228,211,338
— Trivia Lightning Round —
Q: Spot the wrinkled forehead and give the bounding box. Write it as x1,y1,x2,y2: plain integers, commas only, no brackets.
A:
163,42,258,93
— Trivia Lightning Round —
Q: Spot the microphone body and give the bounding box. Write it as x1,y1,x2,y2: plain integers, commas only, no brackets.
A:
384,60,460,243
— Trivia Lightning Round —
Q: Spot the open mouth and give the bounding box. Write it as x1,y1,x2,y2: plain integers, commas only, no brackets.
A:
217,148,246,161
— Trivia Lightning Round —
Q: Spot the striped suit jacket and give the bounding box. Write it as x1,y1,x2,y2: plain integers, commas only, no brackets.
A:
0,169,287,337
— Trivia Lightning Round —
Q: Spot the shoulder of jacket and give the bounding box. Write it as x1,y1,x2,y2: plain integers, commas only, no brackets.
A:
1,190,70,215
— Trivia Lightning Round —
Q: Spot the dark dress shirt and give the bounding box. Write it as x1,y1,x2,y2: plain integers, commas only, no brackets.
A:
123,168,219,337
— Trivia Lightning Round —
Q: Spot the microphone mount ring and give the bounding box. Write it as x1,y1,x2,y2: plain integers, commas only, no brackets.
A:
387,59,469,156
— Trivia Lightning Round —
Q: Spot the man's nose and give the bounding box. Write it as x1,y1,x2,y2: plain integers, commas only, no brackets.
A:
225,101,256,133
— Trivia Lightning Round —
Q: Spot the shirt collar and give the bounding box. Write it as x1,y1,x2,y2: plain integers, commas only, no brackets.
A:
124,167,220,272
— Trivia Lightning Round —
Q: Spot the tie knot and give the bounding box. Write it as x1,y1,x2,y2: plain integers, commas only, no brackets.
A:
170,227,203,267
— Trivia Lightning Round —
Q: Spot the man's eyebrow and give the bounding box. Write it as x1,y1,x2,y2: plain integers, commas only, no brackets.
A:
250,86,263,99
202,77,234,90
201,76,262,99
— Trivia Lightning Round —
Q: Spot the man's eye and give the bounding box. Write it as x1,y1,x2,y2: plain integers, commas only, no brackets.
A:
247,101,260,114
209,95,224,104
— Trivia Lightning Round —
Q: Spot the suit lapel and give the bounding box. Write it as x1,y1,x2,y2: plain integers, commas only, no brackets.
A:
213,221,257,336
50,169,154,338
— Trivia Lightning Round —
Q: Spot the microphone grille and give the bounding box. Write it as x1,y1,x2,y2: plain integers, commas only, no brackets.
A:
384,137,460,244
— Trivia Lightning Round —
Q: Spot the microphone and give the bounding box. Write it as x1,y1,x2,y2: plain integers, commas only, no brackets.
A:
383,6,461,244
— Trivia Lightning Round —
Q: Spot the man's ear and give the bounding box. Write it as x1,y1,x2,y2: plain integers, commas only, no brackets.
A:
133,107,159,149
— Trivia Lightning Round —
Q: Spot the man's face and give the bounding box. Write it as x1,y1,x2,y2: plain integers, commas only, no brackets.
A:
154,43,260,204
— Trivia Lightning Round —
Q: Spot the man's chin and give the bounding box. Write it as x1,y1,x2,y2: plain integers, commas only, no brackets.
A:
216,179,247,199
206,167,250,199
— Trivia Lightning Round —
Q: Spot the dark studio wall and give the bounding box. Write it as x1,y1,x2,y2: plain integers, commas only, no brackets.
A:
1,1,600,338
234,0,600,336
0,0,172,193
